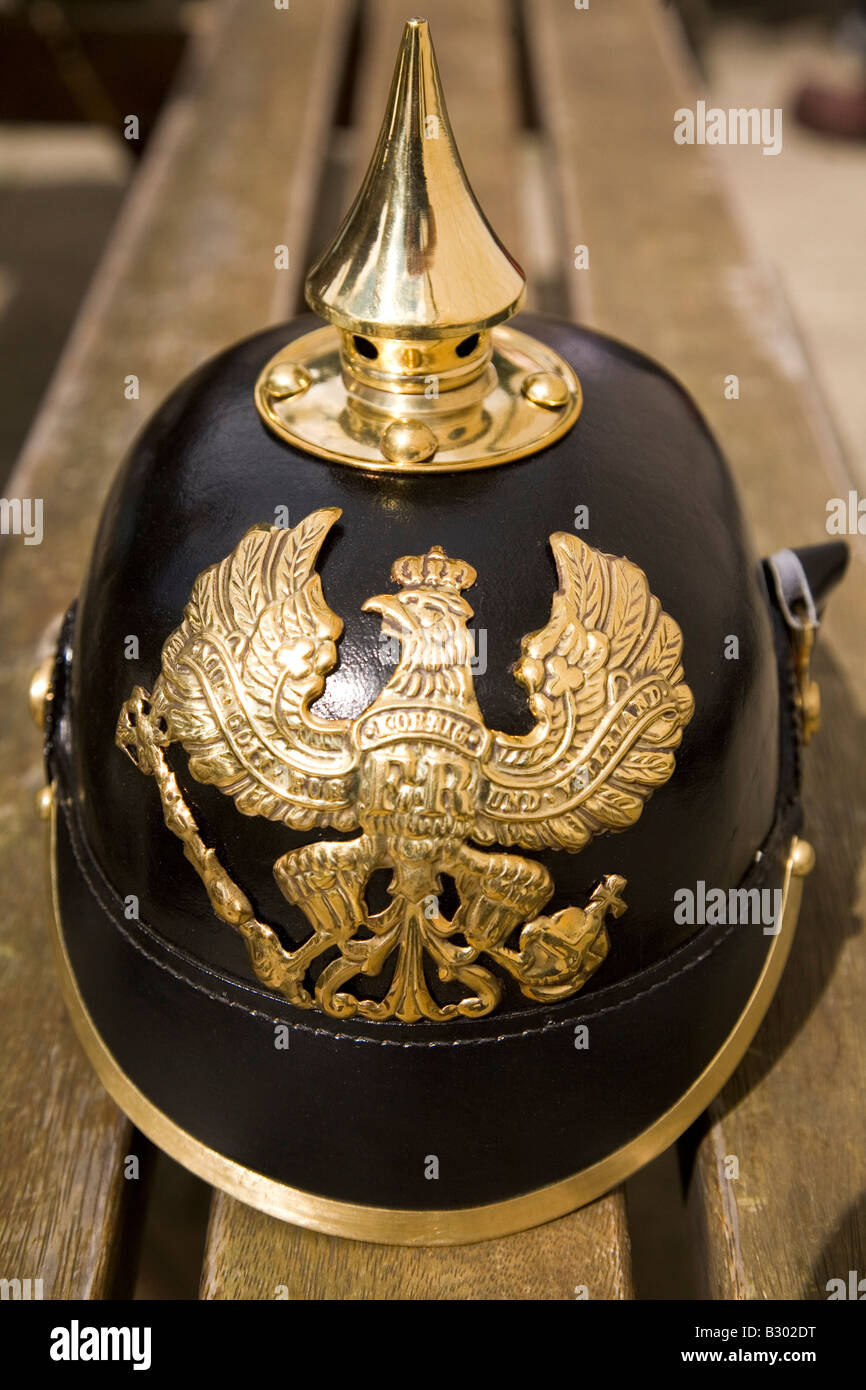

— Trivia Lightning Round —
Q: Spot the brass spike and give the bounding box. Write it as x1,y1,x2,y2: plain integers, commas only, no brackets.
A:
305,16,525,341
255,16,582,472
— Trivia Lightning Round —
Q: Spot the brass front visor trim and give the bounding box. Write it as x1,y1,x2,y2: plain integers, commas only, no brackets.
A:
49,808,811,1247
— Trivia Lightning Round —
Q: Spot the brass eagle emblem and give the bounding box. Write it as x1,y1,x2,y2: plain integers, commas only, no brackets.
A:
117,509,693,1022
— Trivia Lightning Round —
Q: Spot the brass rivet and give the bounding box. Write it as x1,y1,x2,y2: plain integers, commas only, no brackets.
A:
264,363,311,400
399,346,423,371
523,372,569,410
29,657,54,731
380,419,438,465
36,784,54,820
790,838,815,877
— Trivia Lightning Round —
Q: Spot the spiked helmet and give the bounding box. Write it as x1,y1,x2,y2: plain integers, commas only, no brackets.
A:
35,18,848,1241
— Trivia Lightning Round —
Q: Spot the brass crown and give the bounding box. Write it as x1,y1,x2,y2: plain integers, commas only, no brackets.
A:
391,546,477,592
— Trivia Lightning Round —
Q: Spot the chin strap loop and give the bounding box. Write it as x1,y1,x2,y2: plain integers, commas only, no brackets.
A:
767,549,821,745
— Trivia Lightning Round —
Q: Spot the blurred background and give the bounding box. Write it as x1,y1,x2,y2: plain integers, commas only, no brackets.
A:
1,0,863,1298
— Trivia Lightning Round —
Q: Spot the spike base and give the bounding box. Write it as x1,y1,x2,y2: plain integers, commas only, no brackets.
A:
254,324,582,472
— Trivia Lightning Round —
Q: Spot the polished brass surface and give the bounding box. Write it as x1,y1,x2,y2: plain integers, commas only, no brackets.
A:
305,18,524,340
29,656,54,731
117,509,693,1022
523,372,570,409
340,331,492,397
789,837,815,876
254,18,582,470
263,362,311,400
255,324,582,472
379,418,438,464
793,619,821,745
48,805,812,1242
30,658,55,820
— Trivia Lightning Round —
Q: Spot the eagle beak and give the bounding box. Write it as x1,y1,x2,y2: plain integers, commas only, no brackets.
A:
362,594,411,640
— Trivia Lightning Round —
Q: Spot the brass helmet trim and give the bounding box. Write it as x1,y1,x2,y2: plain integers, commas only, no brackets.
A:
254,18,582,472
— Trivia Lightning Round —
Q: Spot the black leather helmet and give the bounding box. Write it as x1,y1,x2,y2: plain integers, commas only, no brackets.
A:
36,18,848,1242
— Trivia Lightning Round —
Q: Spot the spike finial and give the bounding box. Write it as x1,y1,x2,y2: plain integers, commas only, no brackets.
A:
306,17,525,340
254,17,582,472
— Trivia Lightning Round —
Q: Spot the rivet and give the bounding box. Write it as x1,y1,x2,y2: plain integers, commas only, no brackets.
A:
522,372,569,410
36,784,54,821
790,838,815,877
380,419,438,465
399,346,423,371
264,362,311,400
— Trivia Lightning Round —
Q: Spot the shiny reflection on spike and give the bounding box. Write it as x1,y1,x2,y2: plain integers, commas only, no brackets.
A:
254,17,581,471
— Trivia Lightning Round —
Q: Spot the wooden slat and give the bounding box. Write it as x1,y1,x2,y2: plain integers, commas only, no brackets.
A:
200,1195,632,1300
532,0,866,1298
0,0,351,1298
200,0,633,1300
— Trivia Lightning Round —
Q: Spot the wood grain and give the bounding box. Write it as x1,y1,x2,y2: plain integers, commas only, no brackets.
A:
200,0,634,1299
0,0,351,1298
200,1194,632,1301
532,0,865,1298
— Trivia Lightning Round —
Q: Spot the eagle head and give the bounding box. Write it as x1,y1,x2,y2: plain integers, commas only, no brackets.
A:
362,545,477,676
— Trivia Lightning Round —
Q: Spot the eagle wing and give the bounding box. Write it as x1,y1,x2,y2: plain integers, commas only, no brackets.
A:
149,508,359,831
474,533,694,851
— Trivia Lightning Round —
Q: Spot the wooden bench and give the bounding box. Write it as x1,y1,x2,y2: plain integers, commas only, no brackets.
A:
1,0,863,1300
